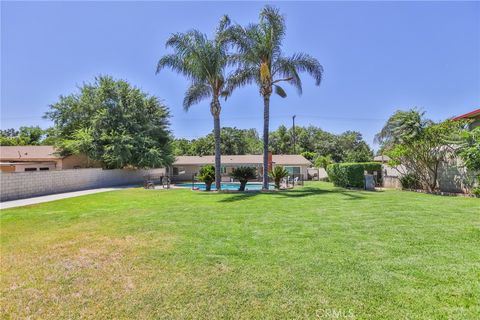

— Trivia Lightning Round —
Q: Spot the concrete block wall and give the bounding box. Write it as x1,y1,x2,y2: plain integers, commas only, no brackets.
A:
383,176,402,189
0,168,165,201
438,158,477,193
307,168,328,180
380,159,477,193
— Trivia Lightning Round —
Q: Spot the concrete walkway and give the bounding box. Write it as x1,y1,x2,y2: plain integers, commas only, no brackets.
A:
0,186,133,210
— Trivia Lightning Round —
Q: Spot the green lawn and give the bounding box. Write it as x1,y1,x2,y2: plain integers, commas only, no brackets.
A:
1,182,479,319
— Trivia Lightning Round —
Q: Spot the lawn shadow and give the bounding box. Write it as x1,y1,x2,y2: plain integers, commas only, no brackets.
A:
216,192,261,202
217,186,366,203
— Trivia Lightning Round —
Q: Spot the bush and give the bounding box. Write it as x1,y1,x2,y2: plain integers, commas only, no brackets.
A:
472,187,480,198
399,173,421,190
326,162,382,188
362,162,383,172
231,167,257,191
300,151,316,161
198,165,215,191
269,166,289,189
314,155,332,169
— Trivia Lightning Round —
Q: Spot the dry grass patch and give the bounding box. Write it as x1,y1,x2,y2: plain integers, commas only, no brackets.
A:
1,233,175,319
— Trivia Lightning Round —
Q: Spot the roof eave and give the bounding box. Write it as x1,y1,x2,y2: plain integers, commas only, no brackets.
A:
452,108,480,120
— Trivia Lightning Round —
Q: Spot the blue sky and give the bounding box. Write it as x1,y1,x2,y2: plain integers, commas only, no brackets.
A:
1,1,479,149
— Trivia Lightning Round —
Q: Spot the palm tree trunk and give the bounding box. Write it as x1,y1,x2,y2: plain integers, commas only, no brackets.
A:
211,99,222,191
262,95,270,190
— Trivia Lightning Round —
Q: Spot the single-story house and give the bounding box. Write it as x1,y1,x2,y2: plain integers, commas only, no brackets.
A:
0,146,100,172
373,154,404,178
453,108,480,130
170,154,312,181
373,155,391,163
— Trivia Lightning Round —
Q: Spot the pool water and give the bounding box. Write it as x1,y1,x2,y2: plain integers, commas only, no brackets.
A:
175,182,274,191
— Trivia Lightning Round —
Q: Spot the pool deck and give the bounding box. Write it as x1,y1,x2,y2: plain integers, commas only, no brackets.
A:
172,183,290,192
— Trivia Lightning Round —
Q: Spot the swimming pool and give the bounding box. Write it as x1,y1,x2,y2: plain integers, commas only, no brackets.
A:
175,182,274,191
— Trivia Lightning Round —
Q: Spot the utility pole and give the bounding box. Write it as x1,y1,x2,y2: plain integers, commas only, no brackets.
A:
292,115,296,154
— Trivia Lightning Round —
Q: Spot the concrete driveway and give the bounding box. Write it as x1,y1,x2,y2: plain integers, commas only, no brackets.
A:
0,186,134,210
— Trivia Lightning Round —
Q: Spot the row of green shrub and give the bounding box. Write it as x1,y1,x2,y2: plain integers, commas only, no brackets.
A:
326,162,382,188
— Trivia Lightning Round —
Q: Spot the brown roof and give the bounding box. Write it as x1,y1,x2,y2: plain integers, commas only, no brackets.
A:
0,146,62,161
272,155,312,165
174,155,311,166
452,108,480,120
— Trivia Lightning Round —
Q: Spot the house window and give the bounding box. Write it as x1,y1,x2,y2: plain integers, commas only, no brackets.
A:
284,166,301,175
24,168,37,172
173,167,179,175
39,167,50,171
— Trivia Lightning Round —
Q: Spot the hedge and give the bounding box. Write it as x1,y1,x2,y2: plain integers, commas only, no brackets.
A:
326,162,382,188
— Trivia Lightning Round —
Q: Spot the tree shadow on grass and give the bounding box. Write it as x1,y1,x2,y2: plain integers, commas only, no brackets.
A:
216,186,366,203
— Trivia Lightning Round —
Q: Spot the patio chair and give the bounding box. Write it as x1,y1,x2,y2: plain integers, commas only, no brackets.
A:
143,177,155,189
161,176,171,189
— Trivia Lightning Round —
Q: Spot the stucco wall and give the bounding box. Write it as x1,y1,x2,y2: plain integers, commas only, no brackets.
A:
383,176,402,189
0,168,165,201
307,168,328,180
14,162,58,172
171,165,199,181
437,157,477,193
380,159,477,193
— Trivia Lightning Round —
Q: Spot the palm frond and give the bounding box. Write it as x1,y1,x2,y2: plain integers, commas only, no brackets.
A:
216,15,231,41
159,24,230,91
272,57,303,94
226,67,258,94
274,85,287,98
277,53,323,86
374,109,432,146
156,54,189,76
260,6,286,37
259,6,286,59
183,81,211,111
165,32,193,55
215,15,233,51
224,24,259,58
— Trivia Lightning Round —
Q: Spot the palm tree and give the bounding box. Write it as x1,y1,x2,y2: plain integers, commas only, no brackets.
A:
374,108,433,150
226,6,324,190
157,17,232,190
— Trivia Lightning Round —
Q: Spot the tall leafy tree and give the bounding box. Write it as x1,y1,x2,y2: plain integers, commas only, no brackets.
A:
172,138,192,156
157,17,232,190
269,125,291,154
458,127,480,172
337,131,373,162
172,127,262,156
226,6,324,189
0,126,46,146
45,76,173,169
377,109,469,192
387,120,466,192
0,128,19,138
18,126,45,145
